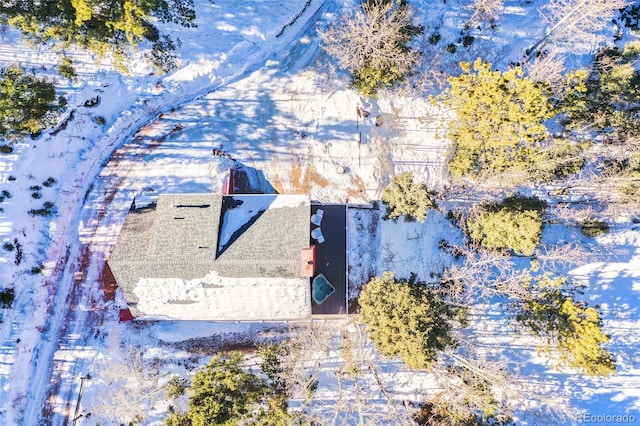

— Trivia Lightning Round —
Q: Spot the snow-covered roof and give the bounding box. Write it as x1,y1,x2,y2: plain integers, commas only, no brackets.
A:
108,193,312,320
133,272,311,321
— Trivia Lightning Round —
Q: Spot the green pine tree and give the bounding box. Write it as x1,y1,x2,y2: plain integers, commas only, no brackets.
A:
558,42,640,140
359,272,463,370
516,275,616,376
58,57,77,81
435,58,552,178
1,0,195,71
466,195,546,256
381,171,435,222
0,65,63,140
167,350,298,426
165,407,190,426
187,353,266,426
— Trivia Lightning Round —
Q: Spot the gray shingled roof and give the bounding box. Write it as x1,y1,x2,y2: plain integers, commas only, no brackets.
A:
108,193,311,319
215,195,310,278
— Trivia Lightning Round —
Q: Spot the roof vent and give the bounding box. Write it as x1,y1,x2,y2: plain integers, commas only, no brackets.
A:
175,204,211,208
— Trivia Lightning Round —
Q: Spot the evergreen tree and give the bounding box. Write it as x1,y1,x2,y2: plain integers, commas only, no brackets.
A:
165,408,190,426
516,275,616,376
359,272,463,370
58,57,77,81
187,353,267,426
255,343,292,425
467,195,546,256
166,351,296,426
0,65,64,140
0,0,195,71
381,171,435,222
558,42,640,140
436,59,552,178
530,139,587,183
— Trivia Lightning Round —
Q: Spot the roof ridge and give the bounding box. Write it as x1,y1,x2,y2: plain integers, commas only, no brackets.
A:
214,258,297,265
110,259,297,265
109,259,215,265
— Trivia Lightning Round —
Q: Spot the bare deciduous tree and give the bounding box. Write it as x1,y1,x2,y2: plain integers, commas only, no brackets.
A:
441,236,597,305
280,321,418,425
280,321,334,406
544,138,640,221
88,345,166,424
528,0,629,58
320,1,420,76
534,242,597,271
547,203,597,226
442,245,532,304
428,352,575,424
523,48,566,88
468,0,504,29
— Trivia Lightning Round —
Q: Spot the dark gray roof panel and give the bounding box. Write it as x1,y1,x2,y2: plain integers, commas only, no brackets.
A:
147,194,222,263
216,195,310,277
108,205,157,316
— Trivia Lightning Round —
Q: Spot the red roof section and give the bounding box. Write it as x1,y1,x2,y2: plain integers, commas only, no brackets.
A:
119,308,134,322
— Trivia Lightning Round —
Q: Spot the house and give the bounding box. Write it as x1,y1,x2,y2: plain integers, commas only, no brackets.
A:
108,193,316,321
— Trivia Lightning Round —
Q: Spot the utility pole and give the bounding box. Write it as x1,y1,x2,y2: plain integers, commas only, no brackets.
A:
356,106,363,168
72,374,91,426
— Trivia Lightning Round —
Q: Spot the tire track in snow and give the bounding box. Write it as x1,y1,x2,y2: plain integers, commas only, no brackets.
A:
41,121,190,423
40,187,123,424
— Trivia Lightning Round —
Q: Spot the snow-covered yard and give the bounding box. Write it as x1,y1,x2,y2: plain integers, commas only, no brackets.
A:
0,0,639,424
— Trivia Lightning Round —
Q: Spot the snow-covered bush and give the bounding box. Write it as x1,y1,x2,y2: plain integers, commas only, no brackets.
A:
381,171,435,223
467,195,546,256
359,272,464,370
580,219,609,238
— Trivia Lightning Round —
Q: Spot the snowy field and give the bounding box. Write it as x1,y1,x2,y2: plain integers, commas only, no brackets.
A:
0,0,638,424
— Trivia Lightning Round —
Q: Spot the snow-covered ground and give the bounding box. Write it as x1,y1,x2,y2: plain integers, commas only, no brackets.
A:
0,0,638,424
